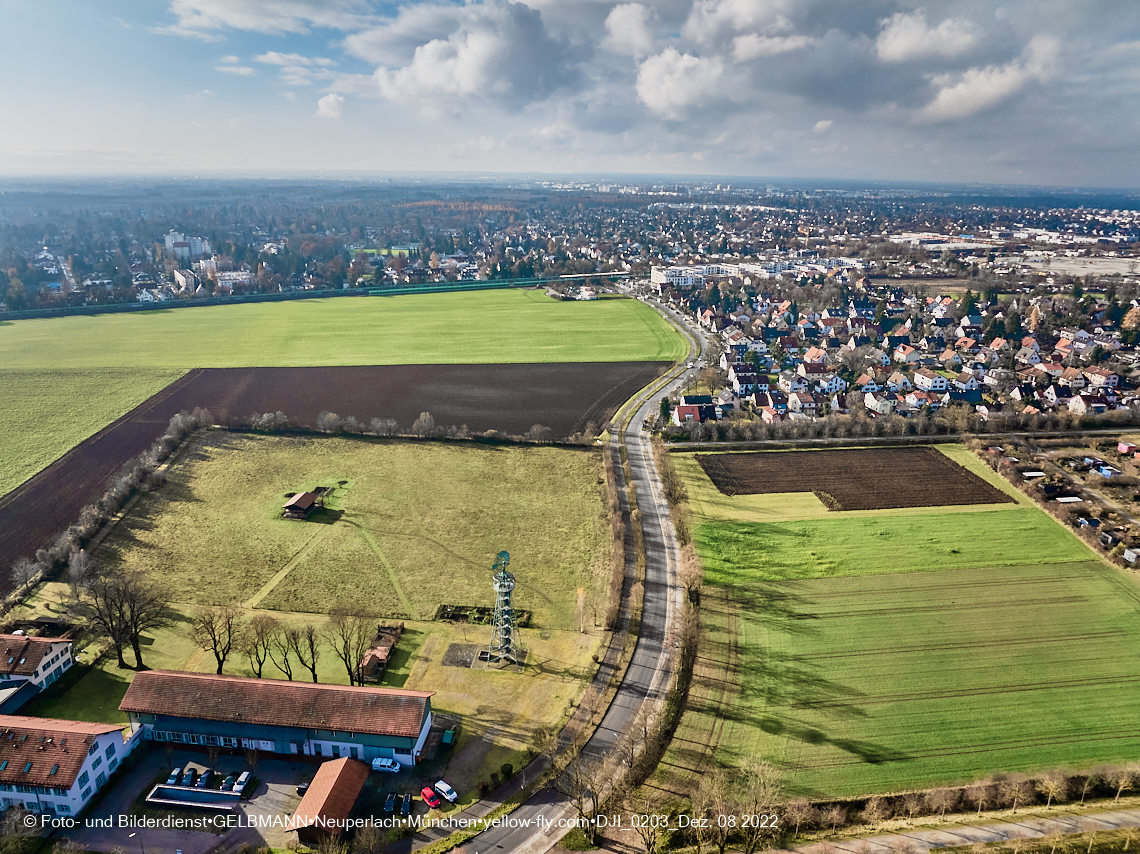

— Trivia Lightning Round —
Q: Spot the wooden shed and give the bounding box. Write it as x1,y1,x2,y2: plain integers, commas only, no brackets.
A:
283,492,316,519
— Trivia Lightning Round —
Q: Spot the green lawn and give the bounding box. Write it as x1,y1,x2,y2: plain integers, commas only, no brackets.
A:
99,432,613,631
0,368,186,496
694,506,1090,585
0,289,684,369
671,445,1140,797
718,560,1140,796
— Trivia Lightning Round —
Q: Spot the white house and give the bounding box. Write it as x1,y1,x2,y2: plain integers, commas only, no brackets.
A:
0,634,75,711
0,716,137,816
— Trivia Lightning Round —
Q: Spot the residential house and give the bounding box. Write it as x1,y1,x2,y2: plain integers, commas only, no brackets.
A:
778,372,808,394
1015,346,1043,365
787,392,819,416
0,716,137,816
1084,367,1120,388
287,757,370,845
893,344,921,364
1069,394,1111,416
914,368,948,392
953,371,980,391
0,634,75,713
864,392,895,416
886,371,913,392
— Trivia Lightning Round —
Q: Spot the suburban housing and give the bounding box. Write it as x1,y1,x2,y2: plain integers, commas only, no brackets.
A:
120,670,435,765
0,634,75,713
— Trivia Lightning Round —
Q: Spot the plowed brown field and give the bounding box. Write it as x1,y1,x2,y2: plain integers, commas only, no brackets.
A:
0,361,668,584
695,447,1014,511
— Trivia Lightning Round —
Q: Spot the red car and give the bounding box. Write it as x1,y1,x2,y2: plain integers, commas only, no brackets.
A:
421,786,441,808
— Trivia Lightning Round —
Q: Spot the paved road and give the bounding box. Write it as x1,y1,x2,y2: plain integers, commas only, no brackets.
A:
446,294,705,854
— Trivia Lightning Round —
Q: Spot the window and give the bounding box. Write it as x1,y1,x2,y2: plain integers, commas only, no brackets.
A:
104,743,116,759
350,746,359,759
58,804,70,814
77,771,89,788
0,761,6,771
88,742,97,756
95,772,106,788
49,764,58,776
313,743,322,756
91,756,102,770
332,746,341,758
109,759,118,771
81,787,91,801
22,763,31,773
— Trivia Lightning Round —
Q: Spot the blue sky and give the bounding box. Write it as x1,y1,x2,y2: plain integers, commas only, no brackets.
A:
2,0,1139,187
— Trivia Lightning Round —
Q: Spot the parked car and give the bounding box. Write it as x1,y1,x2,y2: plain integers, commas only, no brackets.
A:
180,768,197,787
196,770,213,789
400,793,412,816
296,783,310,795
434,781,458,803
421,786,441,809
166,767,182,786
384,792,396,813
222,774,237,791
234,771,251,796
371,757,401,773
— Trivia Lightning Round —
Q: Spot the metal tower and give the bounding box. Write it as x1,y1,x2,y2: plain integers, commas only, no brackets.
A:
486,550,520,666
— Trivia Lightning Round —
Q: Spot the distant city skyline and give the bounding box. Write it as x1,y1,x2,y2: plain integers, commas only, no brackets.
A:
2,0,1138,188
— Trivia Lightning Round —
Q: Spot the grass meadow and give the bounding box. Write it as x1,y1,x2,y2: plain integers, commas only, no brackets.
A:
0,289,685,369
100,431,613,630
0,368,185,496
667,444,1140,797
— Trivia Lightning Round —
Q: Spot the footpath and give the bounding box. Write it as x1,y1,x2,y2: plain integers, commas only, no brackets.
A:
787,806,1140,852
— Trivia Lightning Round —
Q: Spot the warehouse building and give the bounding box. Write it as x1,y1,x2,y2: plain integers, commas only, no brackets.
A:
120,671,434,765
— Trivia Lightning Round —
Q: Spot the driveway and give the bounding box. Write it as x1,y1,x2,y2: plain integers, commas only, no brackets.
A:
61,747,309,853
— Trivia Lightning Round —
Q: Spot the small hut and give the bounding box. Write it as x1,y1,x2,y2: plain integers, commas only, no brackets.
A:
283,492,317,519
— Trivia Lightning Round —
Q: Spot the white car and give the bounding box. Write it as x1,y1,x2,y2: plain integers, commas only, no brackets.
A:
434,780,458,802
372,758,401,773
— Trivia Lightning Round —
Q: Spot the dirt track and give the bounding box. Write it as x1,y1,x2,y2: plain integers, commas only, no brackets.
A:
0,361,669,581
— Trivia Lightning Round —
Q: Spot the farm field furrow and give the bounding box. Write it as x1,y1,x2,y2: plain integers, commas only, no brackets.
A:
0,289,686,368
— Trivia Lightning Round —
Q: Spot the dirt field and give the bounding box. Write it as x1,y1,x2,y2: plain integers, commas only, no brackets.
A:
696,447,1015,511
0,361,667,586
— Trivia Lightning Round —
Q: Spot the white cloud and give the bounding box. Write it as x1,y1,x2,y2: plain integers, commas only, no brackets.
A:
732,33,815,62
215,65,257,76
158,0,371,37
255,51,336,67
602,4,656,58
682,0,792,46
636,48,724,119
218,55,241,64
876,9,981,63
316,92,346,119
367,1,577,108
918,37,1057,122
813,118,833,132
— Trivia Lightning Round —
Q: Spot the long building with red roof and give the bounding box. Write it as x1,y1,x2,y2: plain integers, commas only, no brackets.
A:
120,670,434,765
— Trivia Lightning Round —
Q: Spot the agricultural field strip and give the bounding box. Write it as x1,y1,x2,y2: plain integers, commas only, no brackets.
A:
0,289,686,369
695,446,1014,510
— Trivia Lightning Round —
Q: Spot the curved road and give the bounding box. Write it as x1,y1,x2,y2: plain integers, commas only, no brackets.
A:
453,293,708,854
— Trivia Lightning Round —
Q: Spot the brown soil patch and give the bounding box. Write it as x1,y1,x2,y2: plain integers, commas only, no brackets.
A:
696,447,1015,511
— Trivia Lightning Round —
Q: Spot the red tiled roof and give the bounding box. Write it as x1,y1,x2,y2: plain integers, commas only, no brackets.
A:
120,671,432,739
0,716,122,789
0,634,70,678
287,757,370,833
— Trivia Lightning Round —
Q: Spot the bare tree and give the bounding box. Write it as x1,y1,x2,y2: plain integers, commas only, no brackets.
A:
325,610,374,686
1078,772,1099,806
624,787,671,854
66,549,94,602
1036,770,1069,808
860,796,889,829
268,625,295,680
411,411,436,437
823,805,847,833
316,411,343,433
679,543,703,604
927,788,959,820
189,604,246,674
120,572,174,669
998,774,1033,813
550,752,612,846
1106,764,1137,802
370,417,399,436
694,768,736,854
83,573,134,668
288,624,321,682
353,823,386,854
10,557,38,593
527,424,552,443
784,797,819,838
241,613,278,678
739,758,782,854
966,781,993,817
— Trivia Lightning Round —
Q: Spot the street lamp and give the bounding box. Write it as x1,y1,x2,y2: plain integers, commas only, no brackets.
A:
128,831,145,854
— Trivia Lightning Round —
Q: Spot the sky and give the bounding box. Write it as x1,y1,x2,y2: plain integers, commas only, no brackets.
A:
2,0,1139,187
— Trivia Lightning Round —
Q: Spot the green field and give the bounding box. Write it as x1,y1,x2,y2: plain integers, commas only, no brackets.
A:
0,368,186,496
0,289,684,369
671,445,1140,797
99,431,613,630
